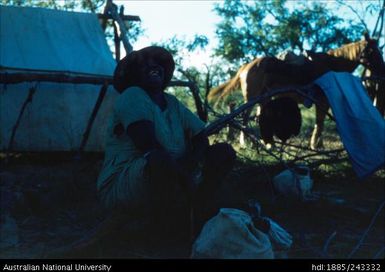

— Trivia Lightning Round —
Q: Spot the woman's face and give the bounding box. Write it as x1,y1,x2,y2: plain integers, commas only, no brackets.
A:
138,57,165,94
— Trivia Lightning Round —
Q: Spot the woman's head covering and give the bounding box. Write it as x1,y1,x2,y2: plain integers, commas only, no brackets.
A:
113,46,175,93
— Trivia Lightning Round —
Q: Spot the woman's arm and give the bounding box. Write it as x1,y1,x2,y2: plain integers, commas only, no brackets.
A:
126,120,161,153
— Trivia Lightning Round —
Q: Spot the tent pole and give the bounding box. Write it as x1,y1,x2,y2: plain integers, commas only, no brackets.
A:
106,0,133,54
113,23,121,61
7,86,37,154
78,82,108,155
0,72,112,85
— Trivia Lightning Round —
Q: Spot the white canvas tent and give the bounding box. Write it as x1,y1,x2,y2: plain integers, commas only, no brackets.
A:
0,5,119,152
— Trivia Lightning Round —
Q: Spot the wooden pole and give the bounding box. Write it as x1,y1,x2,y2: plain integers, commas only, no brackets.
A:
105,0,133,54
190,83,207,122
78,82,109,154
113,23,121,61
97,13,140,22
0,72,112,85
7,86,37,152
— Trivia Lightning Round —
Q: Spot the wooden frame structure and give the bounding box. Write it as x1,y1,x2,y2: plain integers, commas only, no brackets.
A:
1,0,207,155
0,1,138,154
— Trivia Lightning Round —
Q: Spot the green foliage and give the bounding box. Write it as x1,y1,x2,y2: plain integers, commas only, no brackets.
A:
168,86,197,113
156,35,230,112
155,35,208,70
213,0,366,64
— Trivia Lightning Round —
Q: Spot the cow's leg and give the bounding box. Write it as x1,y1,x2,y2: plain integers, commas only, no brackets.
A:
226,102,237,142
239,107,253,147
310,104,328,150
375,83,385,117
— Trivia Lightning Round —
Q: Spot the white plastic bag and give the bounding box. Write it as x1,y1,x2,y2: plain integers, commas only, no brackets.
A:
272,165,313,200
191,208,274,259
266,218,293,250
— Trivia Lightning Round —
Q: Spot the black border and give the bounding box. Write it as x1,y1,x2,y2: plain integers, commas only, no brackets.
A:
0,259,384,272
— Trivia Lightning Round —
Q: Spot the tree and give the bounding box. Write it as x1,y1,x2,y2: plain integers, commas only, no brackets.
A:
335,0,384,40
158,35,226,121
213,0,367,65
156,35,231,116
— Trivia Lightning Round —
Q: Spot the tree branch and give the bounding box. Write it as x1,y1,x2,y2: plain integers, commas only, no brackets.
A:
335,0,369,33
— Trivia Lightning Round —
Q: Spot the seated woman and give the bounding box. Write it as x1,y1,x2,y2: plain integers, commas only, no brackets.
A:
97,46,236,242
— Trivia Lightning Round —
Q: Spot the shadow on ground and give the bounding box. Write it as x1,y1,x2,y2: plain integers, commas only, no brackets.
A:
1,153,384,259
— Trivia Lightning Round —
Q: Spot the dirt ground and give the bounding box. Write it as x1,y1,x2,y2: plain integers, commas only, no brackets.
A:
0,153,384,259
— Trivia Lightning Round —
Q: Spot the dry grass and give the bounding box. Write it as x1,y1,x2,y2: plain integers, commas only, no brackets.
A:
0,127,384,259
